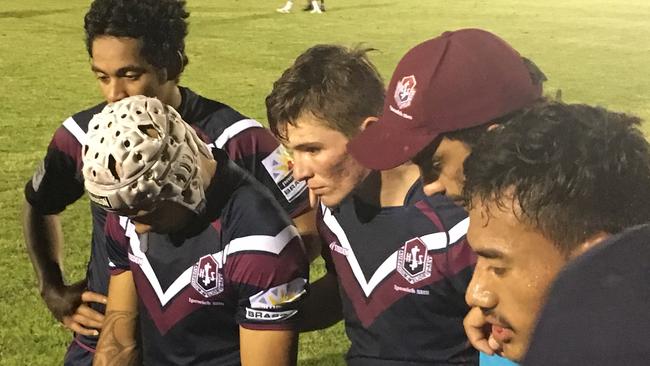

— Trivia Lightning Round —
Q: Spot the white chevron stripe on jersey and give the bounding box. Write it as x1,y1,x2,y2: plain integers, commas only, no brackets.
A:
448,217,470,244
212,119,263,149
223,225,299,261
62,117,87,145
118,216,297,306
321,206,469,298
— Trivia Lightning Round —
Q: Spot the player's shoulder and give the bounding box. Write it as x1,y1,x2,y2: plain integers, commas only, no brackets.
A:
179,87,260,140
68,102,107,131
417,193,468,232
223,176,293,236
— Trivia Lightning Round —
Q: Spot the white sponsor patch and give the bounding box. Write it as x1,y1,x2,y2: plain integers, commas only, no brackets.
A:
261,146,307,202
31,161,46,192
329,242,349,256
128,252,143,265
245,308,298,321
248,278,307,309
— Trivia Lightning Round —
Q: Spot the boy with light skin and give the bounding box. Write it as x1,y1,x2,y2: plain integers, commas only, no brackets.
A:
460,101,650,362
23,1,311,362
267,44,478,365
84,96,308,366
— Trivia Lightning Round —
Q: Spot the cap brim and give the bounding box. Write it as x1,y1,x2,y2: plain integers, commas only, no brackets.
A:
347,117,438,170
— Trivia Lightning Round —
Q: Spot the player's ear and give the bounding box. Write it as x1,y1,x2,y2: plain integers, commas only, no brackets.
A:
359,116,378,132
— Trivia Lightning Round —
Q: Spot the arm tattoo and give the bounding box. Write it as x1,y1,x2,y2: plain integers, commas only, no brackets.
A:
93,311,141,366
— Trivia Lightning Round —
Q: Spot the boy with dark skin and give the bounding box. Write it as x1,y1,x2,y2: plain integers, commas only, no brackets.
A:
23,0,311,363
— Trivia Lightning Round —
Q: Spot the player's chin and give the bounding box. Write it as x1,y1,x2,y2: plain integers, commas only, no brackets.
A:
500,340,527,363
318,193,344,208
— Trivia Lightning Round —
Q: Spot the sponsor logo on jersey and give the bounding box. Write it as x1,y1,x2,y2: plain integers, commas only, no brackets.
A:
329,241,349,256
245,308,298,321
31,161,46,192
262,146,307,202
248,278,307,309
394,75,417,110
127,252,143,265
396,237,432,284
188,297,225,306
191,254,224,298
88,191,112,209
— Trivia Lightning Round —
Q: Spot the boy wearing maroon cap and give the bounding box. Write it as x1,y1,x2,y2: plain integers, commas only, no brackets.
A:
348,28,546,201
347,28,544,365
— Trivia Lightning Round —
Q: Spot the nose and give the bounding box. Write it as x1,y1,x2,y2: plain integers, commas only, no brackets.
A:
105,78,128,103
291,152,313,182
422,179,446,197
465,265,497,310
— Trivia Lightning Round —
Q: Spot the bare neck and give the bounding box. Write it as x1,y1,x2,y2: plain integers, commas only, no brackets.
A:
379,163,421,207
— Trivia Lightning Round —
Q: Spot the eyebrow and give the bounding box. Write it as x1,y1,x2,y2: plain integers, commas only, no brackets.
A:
291,142,322,151
474,248,507,260
90,64,148,76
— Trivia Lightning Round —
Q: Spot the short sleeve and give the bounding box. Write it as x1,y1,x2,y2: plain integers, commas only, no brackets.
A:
223,127,310,218
104,213,131,275
25,126,85,214
220,186,309,330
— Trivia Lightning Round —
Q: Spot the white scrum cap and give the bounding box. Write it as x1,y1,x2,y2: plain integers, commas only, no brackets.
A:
82,95,212,214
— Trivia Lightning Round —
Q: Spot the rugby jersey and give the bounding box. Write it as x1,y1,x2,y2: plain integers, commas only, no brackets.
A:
105,151,309,365
317,178,478,365
24,87,308,350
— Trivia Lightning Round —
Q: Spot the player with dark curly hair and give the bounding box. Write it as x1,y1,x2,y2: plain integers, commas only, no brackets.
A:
23,1,310,364
461,101,650,362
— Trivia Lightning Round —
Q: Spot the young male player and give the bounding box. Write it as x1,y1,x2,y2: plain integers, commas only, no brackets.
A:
83,96,308,365
460,101,650,362
22,0,309,363
266,44,478,365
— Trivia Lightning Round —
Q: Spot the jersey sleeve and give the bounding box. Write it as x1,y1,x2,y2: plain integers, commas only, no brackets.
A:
221,186,309,331
104,212,131,275
222,126,310,218
24,125,85,214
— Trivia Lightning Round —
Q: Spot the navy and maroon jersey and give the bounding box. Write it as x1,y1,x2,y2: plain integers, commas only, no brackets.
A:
317,180,478,366
24,87,308,351
105,152,309,365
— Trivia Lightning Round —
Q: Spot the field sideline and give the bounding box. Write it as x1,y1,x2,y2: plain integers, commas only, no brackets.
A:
1,0,649,364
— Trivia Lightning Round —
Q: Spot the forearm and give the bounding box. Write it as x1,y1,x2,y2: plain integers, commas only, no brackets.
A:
93,310,140,366
299,273,343,332
22,200,66,292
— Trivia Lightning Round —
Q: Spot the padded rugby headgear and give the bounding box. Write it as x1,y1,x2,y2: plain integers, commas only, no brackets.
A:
82,95,212,214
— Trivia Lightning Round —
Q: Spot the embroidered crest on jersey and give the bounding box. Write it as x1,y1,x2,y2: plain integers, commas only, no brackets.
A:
191,254,224,298
262,146,307,202
396,238,432,284
394,75,417,109
249,278,307,309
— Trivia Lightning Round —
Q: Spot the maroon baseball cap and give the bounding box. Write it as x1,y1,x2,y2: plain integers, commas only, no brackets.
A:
348,28,543,170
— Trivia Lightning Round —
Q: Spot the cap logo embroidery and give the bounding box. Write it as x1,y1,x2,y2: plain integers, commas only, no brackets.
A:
394,75,417,109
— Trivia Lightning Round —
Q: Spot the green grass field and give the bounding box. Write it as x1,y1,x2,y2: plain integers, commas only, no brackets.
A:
1,0,649,364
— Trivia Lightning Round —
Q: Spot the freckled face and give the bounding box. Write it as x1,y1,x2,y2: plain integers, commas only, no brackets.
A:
283,114,369,208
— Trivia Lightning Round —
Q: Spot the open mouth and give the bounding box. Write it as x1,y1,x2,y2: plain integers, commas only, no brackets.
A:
490,323,514,344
